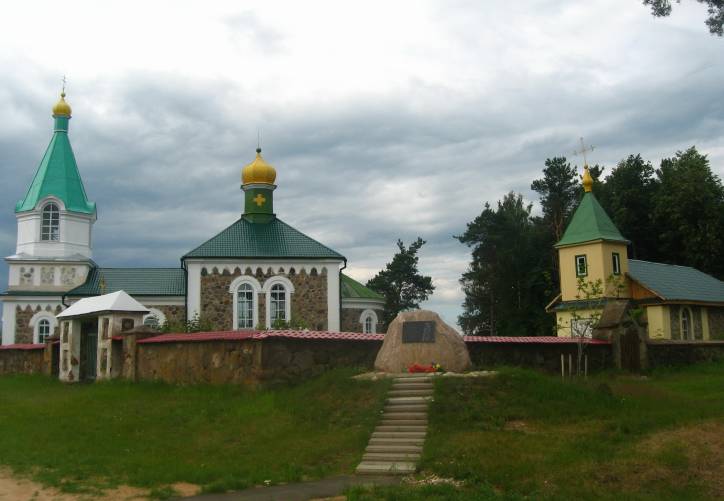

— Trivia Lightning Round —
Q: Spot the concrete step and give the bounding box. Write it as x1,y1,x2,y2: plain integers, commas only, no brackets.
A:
381,411,428,420
380,419,428,426
375,425,427,432
366,444,423,453
369,437,425,446
388,389,434,397
356,461,417,475
372,431,426,439
385,402,429,410
391,383,433,390
393,374,434,380
387,396,432,405
362,452,421,462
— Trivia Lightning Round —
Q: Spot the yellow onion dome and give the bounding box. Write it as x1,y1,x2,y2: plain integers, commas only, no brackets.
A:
582,166,594,193
242,148,277,185
52,92,72,117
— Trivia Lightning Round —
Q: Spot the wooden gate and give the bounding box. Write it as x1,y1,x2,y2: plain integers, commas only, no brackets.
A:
620,329,640,372
80,321,98,381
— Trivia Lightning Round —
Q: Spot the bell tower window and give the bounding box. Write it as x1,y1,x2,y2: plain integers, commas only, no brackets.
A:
41,203,60,241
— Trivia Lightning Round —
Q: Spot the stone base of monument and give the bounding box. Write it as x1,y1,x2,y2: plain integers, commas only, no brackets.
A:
356,373,432,475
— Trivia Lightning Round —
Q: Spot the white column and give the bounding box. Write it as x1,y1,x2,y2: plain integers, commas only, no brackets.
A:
186,262,202,322
2,302,16,345
327,263,341,331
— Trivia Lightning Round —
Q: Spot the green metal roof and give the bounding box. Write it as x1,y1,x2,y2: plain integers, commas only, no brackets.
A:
15,119,95,214
628,260,724,303
555,192,627,247
66,268,185,297
183,217,345,260
341,274,384,301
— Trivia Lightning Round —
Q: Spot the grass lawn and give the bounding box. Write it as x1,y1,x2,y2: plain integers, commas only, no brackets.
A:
0,368,389,497
349,362,724,501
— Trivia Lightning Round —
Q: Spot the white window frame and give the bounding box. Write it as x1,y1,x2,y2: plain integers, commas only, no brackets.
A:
570,318,593,339
41,203,61,242
30,311,58,344
262,276,295,328
229,276,262,330
575,255,588,277
612,252,621,275
359,309,379,334
680,307,693,340
143,308,167,329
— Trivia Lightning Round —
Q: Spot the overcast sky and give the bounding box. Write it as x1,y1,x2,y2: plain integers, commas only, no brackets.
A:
1,0,723,329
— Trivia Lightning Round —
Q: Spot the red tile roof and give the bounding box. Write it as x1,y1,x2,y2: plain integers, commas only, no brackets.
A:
464,335,610,345
0,343,45,350
137,329,385,344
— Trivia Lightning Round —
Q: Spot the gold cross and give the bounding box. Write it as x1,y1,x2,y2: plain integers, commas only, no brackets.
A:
253,193,266,207
573,137,595,166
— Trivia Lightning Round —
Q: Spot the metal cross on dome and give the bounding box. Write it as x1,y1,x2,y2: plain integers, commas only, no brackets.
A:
573,137,595,166
62,75,67,94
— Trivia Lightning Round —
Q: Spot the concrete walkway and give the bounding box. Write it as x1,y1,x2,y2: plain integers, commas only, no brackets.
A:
177,475,400,501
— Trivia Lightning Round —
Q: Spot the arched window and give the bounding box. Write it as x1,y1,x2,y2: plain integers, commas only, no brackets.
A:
37,319,51,343
229,276,261,330
364,316,373,334
237,283,254,329
681,307,693,340
359,309,379,334
270,284,287,324
41,203,60,241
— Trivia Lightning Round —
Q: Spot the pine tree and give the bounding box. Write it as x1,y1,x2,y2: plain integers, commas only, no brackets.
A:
367,238,435,324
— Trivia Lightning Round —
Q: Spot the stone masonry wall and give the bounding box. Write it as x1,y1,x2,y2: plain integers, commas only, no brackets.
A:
0,348,44,374
136,340,263,385
200,266,328,331
710,307,724,340
647,341,724,367
147,304,186,328
467,342,613,372
669,305,704,340
15,306,34,344
14,304,62,344
260,338,381,383
341,307,386,333
289,269,327,330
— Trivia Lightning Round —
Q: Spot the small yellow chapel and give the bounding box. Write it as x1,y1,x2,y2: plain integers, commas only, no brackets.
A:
547,166,724,341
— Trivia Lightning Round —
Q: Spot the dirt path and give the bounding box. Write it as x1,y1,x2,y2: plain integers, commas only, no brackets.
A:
0,468,200,501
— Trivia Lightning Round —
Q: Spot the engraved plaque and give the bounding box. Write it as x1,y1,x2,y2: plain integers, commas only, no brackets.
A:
402,321,436,343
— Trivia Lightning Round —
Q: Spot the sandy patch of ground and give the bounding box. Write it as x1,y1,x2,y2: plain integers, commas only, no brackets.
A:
0,468,201,500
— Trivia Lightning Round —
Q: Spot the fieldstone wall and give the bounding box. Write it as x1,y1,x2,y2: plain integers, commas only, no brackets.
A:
709,307,724,340
467,342,612,373
647,341,724,367
290,269,327,330
14,305,62,344
147,304,186,327
136,340,263,385
0,348,44,374
199,266,328,331
669,306,704,340
260,338,381,383
15,306,34,344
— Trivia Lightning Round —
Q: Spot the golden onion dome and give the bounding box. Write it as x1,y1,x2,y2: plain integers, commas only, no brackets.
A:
582,166,593,193
52,92,72,117
242,148,277,185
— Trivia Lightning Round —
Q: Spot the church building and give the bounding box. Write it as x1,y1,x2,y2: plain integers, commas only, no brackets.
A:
1,92,384,345
547,165,724,340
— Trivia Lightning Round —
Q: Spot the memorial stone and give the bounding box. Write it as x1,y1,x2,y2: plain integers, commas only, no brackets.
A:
375,309,471,373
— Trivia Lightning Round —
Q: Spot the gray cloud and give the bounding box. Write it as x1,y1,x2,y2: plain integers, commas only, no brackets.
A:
1,1,724,329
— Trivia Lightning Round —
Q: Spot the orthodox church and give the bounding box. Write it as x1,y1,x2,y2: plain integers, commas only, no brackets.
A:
1,92,384,345
548,166,724,340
